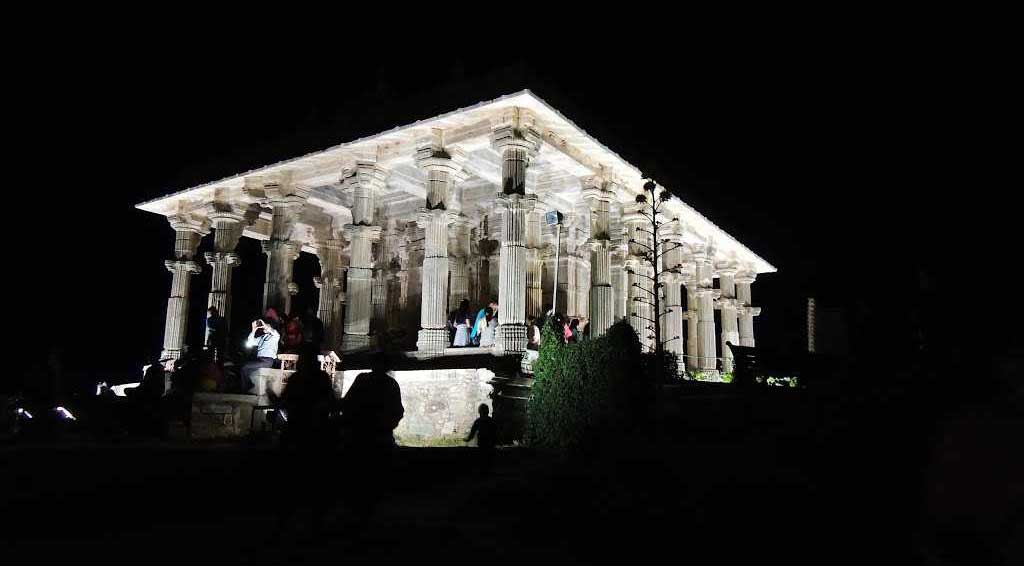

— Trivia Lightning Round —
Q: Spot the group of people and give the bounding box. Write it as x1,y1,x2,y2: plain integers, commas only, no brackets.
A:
446,299,590,351
448,299,501,348
226,305,325,393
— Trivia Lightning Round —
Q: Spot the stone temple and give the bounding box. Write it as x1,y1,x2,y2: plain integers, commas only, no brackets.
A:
137,90,774,440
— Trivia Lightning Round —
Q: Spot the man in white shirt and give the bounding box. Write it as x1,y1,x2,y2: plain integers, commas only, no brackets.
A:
241,319,280,392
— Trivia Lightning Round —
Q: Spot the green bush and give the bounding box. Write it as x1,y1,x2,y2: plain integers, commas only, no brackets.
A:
526,320,651,453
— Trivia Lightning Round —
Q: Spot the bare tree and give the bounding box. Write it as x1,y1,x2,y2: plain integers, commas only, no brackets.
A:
626,179,685,382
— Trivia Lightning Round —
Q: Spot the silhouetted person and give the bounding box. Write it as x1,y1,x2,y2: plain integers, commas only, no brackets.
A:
205,306,227,362
280,346,336,449
161,351,204,436
465,403,497,473
127,360,166,436
283,314,303,353
300,306,325,351
340,350,403,523
341,351,404,450
275,345,338,536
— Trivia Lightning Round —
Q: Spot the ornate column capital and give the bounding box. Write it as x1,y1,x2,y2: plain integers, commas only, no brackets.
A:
168,213,209,235
341,160,388,227
414,145,469,179
739,306,762,317
735,270,757,285
341,160,388,191
165,259,202,274
416,208,458,227
204,251,241,267
490,108,542,156
495,191,538,212
343,223,383,242
261,239,300,260
715,264,739,278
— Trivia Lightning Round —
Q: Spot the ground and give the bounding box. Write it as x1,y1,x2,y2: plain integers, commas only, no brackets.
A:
2,385,1020,565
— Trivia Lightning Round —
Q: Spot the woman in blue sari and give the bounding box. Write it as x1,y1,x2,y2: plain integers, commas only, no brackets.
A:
470,307,487,346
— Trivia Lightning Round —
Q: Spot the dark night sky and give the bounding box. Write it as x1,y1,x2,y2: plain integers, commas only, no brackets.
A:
10,35,1010,389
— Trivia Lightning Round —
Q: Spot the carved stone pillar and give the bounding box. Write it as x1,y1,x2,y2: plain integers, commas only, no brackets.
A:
161,215,206,360
582,182,614,337
684,277,700,373
660,223,686,374
611,249,626,322
736,270,760,347
342,162,386,351
372,269,388,335
448,216,472,309
562,255,579,318
261,189,306,316
625,257,649,347
491,109,540,354
623,203,654,351
315,237,345,352
525,210,543,318
717,265,740,373
204,207,243,337
416,208,457,353
494,193,536,354
415,144,465,355
694,245,719,374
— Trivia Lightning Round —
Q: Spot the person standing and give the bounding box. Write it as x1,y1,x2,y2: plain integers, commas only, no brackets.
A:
241,319,280,392
452,299,473,347
340,350,404,522
300,306,325,351
465,403,497,474
205,306,227,362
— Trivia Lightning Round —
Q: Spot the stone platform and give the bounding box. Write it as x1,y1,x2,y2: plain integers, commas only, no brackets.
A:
188,366,526,446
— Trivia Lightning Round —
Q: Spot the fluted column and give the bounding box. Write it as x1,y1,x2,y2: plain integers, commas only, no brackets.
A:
576,259,590,320
415,144,466,355
491,108,540,354
416,209,457,353
342,162,386,351
563,255,580,318
449,216,472,309
694,245,719,374
663,275,684,369
660,223,686,373
494,193,536,354
204,207,243,337
736,270,760,347
161,215,206,361
683,277,699,373
623,203,655,351
717,265,740,373
371,270,388,334
315,237,345,352
525,210,543,318
625,257,650,348
261,191,306,316
612,250,626,321
582,182,614,337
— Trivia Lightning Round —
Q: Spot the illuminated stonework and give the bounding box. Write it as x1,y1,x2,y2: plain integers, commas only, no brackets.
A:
138,90,774,369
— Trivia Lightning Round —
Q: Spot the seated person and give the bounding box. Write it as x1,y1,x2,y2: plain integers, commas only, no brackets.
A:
240,319,280,392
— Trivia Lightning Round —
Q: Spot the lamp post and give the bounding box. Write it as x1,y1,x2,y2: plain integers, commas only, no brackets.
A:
545,210,563,314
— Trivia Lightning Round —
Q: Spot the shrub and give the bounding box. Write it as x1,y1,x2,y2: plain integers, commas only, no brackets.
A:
526,320,651,454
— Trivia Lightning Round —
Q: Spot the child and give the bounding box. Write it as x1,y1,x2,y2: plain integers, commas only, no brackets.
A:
465,403,497,473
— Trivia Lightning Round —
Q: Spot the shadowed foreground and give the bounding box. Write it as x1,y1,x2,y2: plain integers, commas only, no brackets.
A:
2,385,1020,565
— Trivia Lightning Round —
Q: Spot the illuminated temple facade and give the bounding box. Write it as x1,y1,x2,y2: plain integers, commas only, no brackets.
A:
138,90,774,375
